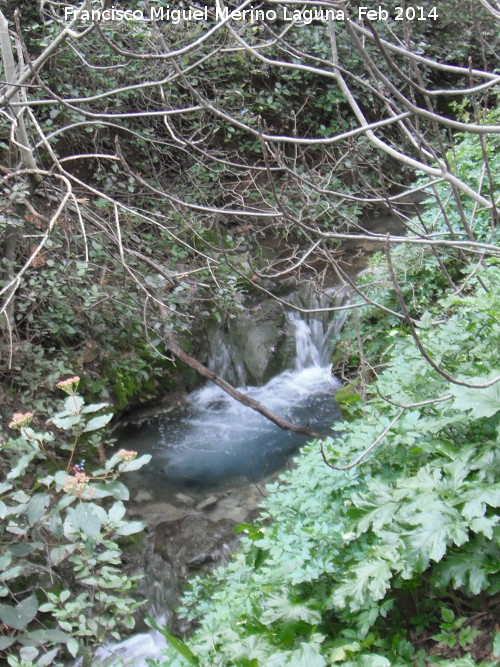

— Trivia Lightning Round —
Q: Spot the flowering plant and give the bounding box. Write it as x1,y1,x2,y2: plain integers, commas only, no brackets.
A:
0,380,151,664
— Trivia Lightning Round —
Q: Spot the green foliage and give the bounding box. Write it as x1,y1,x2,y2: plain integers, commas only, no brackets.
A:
0,379,150,665
153,265,499,666
333,109,500,375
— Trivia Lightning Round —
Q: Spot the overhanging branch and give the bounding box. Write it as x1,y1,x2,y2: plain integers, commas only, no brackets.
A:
165,331,327,440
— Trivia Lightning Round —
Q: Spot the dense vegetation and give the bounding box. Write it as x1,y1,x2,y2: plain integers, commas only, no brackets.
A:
154,261,500,665
150,110,500,664
0,1,499,665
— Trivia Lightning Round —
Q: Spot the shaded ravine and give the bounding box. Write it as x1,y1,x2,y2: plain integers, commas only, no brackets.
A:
118,304,343,503
92,299,344,666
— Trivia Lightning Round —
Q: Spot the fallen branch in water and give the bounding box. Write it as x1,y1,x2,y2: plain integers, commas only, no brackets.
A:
165,331,327,440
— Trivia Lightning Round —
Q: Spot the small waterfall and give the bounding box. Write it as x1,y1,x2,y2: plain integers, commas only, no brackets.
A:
206,283,348,386
207,331,247,386
99,291,346,665
289,313,323,370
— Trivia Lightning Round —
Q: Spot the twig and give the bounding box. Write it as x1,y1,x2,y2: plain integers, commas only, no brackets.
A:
320,409,406,470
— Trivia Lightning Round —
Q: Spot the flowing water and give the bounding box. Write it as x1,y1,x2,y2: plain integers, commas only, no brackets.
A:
94,304,343,665
118,308,342,502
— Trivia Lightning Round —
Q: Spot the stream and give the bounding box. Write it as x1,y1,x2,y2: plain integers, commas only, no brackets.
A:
93,300,344,665
90,200,417,665
118,309,342,503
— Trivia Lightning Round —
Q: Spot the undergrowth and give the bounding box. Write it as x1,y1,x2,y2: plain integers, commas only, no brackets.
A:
152,263,500,666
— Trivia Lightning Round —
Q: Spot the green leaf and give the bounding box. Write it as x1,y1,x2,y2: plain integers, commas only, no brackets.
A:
7,544,34,557
260,594,321,626
108,501,126,523
450,376,500,418
116,520,144,536
63,395,84,413
493,631,500,657
94,480,129,501
146,617,199,665
0,594,38,630
20,646,39,662
82,413,113,432
288,643,326,666
0,637,16,650
49,414,81,429
28,494,51,525
49,544,76,565
19,628,69,645
441,606,455,623
68,503,105,539
7,452,36,479
235,523,264,541
118,453,151,472
357,656,391,667
0,566,26,581
66,637,79,658
81,402,110,414
329,641,361,662
461,485,500,520
36,648,60,666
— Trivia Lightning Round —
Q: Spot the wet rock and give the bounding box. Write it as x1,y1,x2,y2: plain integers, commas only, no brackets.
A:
207,497,249,524
134,489,154,503
196,494,218,511
174,492,195,507
133,502,188,526
205,297,289,385
154,515,238,574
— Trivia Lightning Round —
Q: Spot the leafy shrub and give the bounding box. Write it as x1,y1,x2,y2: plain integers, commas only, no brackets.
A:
333,107,500,376
0,377,150,665
153,264,500,666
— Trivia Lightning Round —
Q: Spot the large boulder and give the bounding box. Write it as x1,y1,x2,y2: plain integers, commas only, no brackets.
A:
207,298,295,385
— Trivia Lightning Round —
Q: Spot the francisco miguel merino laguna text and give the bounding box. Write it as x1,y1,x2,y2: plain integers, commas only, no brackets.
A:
63,5,347,24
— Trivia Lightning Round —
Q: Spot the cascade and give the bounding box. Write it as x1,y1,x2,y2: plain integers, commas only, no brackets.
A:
93,293,345,665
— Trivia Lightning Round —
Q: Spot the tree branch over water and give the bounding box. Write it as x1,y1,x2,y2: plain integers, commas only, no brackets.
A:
165,331,327,440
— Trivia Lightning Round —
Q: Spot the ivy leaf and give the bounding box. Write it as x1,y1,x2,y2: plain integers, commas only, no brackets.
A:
0,594,38,630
